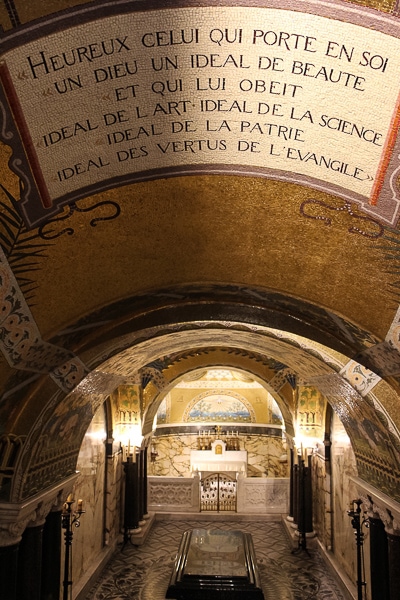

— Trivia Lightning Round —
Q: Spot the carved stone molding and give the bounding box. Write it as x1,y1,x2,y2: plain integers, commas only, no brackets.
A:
359,493,381,520
0,473,78,546
236,476,289,514
352,476,400,536
148,475,200,512
360,492,400,535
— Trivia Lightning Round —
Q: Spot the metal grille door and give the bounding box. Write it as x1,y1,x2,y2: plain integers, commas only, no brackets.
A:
200,472,237,512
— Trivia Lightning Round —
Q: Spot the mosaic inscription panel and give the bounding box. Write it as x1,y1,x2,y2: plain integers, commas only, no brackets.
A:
1,3,400,225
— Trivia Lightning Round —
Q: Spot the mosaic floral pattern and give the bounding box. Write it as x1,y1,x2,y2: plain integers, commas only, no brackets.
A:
0,245,88,391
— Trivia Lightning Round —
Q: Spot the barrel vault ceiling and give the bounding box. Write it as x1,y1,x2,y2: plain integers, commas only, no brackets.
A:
1,0,400,502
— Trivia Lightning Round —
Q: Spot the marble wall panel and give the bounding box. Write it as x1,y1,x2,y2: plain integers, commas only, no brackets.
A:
151,433,289,478
151,434,198,477
65,406,108,585
242,435,289,477
330,413,367,593
104,454,123,545
311,453,333,550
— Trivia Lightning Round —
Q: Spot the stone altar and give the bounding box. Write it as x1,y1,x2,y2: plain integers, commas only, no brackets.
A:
190,439,247,474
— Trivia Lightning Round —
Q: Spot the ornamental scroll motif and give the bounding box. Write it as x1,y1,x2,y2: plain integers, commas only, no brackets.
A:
148,481,193,506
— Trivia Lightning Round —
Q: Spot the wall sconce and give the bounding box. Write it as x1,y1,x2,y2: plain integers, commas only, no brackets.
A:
61,495,85,600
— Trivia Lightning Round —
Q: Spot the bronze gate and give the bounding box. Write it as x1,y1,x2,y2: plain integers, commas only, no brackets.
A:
200,472,237,512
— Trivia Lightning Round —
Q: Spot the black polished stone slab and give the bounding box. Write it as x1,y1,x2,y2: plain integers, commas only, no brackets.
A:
166,529,264,599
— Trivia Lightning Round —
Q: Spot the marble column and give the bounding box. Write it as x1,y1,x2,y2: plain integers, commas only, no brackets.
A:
41,510,62,600
16,523,44,600
387,531,400,600
368,517,389,600
0,543,18,600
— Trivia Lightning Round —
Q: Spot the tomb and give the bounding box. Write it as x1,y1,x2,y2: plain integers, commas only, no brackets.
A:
166,528,265,599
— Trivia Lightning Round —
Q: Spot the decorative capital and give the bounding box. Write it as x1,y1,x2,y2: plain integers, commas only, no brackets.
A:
0,474,78,547
353,478,400,536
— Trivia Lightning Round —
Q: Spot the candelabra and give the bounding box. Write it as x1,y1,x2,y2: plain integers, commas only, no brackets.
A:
347,498,369,600
292,455,313,556
61,496,85,600
293,459,306,553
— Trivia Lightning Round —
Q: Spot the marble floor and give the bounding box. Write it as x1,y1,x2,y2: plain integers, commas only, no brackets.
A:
84,517,353,600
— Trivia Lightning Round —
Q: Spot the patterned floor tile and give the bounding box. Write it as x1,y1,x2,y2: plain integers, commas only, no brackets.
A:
84,520,351,600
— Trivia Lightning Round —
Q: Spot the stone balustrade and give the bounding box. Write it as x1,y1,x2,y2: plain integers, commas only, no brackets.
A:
148,474,289,514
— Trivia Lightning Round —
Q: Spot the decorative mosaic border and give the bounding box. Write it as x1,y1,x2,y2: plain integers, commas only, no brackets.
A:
0,245,88,392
